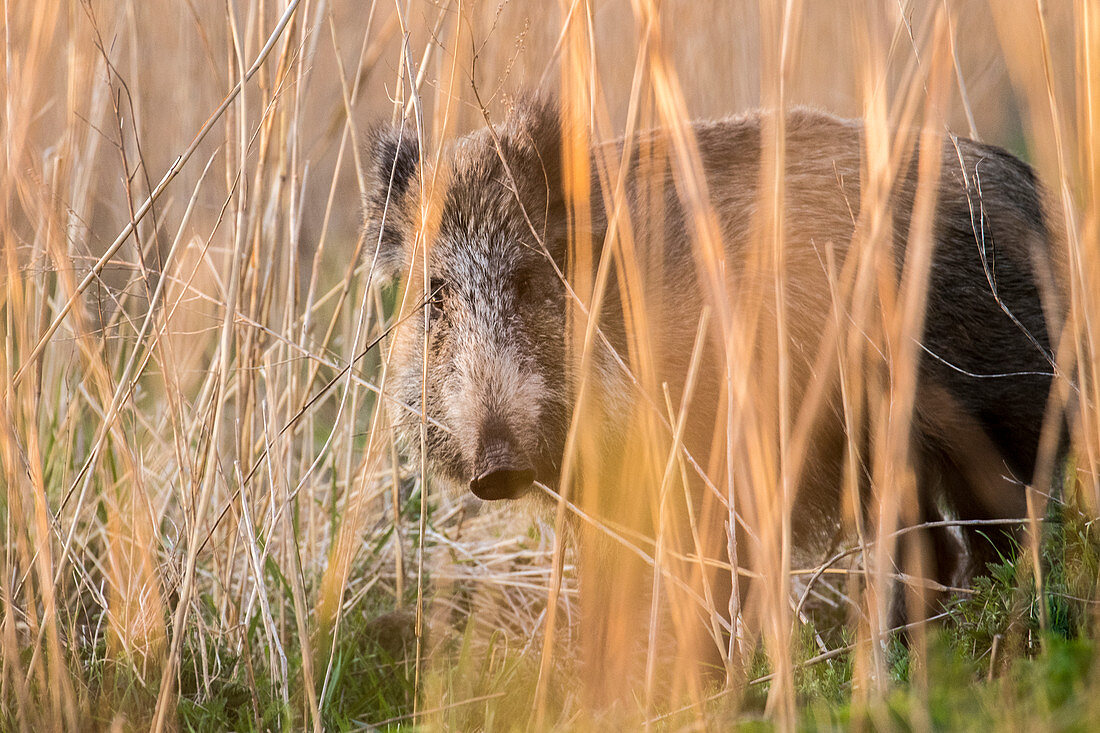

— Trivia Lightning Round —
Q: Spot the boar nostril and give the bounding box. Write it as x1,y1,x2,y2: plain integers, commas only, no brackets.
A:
470,466,536,501
472,417,535,500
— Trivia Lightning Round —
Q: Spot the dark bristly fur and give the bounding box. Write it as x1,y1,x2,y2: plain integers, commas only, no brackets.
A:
365,98,1067,688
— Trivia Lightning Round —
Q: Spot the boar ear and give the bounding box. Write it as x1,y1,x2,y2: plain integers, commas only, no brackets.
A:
506,96,564,196
363,125,420,281
502,96,575,254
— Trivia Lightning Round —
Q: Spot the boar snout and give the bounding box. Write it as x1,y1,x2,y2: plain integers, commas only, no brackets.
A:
469,419,536,500
470,465,536,501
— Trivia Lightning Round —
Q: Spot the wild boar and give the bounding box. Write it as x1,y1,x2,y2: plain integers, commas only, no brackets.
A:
363,98,1067,683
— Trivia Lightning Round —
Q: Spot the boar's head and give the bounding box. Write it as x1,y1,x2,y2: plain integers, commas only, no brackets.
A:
364,100,580,502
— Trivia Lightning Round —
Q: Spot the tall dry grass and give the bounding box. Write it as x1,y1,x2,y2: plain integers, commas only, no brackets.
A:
1,0,1097,729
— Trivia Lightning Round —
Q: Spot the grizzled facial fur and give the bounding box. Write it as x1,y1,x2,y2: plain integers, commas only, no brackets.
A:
365,101,571,501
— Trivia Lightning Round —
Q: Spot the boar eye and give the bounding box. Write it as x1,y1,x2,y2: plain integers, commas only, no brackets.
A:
515,272,533,300
428,277,447,318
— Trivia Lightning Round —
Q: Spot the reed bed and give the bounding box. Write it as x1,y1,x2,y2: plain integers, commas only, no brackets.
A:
1,0,1097,730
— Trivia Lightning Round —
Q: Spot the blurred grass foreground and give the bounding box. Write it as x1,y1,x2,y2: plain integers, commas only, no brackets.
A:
3,1,1100,730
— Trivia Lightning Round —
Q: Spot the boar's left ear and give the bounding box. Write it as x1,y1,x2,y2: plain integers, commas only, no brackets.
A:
505,96,564,198
500,96,575,251
363,125,420,281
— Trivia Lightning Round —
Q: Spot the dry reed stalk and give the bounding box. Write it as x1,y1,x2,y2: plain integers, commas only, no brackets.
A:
1073,0,1100,516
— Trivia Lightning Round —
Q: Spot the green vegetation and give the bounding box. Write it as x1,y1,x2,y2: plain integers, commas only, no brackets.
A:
55,488,1100,731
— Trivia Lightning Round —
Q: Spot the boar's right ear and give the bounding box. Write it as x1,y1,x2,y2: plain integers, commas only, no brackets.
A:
363,125,420,282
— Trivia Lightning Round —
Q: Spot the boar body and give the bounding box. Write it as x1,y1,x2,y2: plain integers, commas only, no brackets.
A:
366,102,1065,640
